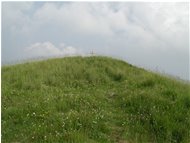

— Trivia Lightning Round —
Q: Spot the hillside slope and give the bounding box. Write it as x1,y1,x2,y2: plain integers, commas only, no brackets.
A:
2,56,190,143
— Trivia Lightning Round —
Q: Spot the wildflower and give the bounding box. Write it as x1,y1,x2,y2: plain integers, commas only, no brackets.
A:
62,122,65,127
92,121,97,124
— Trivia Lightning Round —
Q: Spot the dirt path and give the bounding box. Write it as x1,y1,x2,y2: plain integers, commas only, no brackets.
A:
111,126,128,143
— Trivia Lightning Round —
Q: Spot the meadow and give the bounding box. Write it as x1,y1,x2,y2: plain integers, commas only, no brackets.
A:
2,56,190,143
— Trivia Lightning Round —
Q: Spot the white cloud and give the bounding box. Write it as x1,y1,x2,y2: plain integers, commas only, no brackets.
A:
128,3,189,52
62,46,78,55
34,3,114,36
25,41,81,58
25,42,62,58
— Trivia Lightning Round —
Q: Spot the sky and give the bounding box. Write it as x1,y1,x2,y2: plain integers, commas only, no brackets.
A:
1,2,189,80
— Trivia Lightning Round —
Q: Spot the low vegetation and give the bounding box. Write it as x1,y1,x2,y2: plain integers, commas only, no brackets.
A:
2,56,190,143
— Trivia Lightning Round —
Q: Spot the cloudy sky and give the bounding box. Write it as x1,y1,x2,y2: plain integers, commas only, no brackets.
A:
2,2,189,80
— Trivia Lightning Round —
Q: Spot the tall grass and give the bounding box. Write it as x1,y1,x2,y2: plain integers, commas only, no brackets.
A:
2,56,190,143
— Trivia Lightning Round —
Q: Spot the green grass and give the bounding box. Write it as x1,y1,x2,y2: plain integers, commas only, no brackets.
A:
2,56,190,143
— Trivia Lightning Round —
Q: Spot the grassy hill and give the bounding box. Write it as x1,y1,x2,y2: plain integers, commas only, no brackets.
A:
2,56,190,143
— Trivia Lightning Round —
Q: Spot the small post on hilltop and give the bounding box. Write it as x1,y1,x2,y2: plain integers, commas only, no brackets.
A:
90,50,94,56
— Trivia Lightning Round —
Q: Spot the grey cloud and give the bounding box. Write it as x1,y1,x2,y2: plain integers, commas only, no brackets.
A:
2,2,189,80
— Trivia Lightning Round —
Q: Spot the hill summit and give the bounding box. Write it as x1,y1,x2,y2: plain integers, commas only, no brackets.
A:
2,56,190,143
